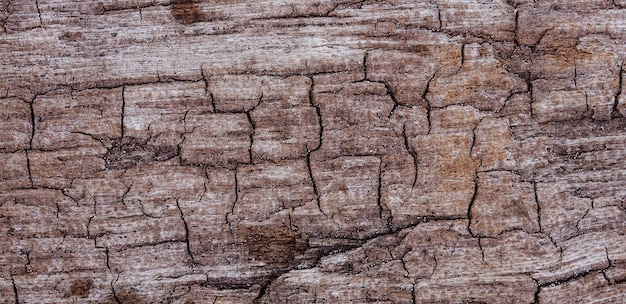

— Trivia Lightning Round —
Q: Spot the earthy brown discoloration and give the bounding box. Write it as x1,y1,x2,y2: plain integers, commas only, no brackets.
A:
171,1,204,25
70,279,92,298
239,224,308,266
105,290,142,304
104,137,178,170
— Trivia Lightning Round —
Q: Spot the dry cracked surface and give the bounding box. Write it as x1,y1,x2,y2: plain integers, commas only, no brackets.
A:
1,0,626,303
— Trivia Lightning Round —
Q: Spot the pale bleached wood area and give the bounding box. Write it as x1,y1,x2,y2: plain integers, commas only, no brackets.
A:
1,0,626,303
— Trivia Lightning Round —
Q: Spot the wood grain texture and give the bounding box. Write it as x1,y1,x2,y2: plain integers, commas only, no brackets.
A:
1,0,626,303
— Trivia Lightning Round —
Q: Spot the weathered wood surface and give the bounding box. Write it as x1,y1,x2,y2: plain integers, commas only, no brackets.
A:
1,0,626,303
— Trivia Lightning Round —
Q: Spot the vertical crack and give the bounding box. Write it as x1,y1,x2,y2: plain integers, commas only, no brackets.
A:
28,98,35,149
200,66,209,96
226,167,239,237
526,72,534,118
467,164,480,236
253,274,279,304
120,182,132,209
575,208,590,236
306,76,324,215
376,156,389,229
362,50,369,81
533,181,542,232
532,279,540,304
200,66,217,113
574,64,578,89
460,43,466,69
105,247,111,271
306,152,324,215
478,237,485,263
384,81,399,119
176,199,196,266
87,214,96,245
612,61,624,118
399,255,410,279
308,76,323,152
436,4,442,31
179,109,190,166
11,276,18,304
429,253,438,279
22,249,31,273
35,0,42,27
422,73,437,134
120,86,125,138
603,247,612,284
26,97,36,187
111,273,120,304
245,94,261,165
402,123,418,189
25,150,33,187
470,117,484,158
246,111,256,165
210,93,217,113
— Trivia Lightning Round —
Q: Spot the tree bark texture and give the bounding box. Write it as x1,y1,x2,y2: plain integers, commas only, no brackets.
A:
1,0,626,303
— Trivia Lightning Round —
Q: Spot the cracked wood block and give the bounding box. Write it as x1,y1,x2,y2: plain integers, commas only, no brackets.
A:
250,76,320,162
179,168,235,266
124,81,211,146
181,112,252,168
366,38,462,107
23,238,107,275
311,156,387,238
536,181,592,243
4,0,626,303
470,171,539,237
435,0,516,41
394,106,481,219
0,98,32,153
209,74,263,113
29,148,107,189
532,81,588,123
88,165,204,251
13,273,116,304
232,160,316,223
538,272,626,303
0,152,30,191
0,189,71,240
480,231,561,276
428,43,527,111
472,117,517,171
32,88,122,150
312,81,398,160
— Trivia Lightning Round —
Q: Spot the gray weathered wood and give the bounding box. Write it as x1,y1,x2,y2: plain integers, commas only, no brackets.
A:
1,0,626,303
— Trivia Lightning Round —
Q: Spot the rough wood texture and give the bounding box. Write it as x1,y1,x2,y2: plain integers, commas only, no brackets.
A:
1,0,626,303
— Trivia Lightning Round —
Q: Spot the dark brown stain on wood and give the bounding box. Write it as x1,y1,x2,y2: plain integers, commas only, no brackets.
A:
171,1,204,25
104,137,178,169
239,224,308,266
59,31,83,41
105,290,143,304
70,279,92,298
